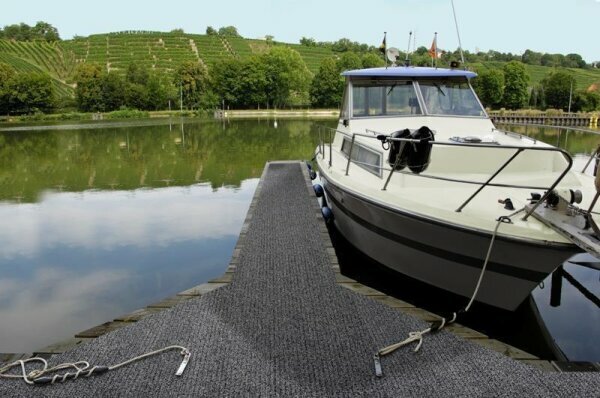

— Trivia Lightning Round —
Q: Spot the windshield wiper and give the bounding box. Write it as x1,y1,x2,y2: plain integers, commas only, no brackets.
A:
433,83,446,96
387,83,397,96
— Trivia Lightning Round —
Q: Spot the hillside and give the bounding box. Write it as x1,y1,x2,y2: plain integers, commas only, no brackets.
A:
1,31,600,102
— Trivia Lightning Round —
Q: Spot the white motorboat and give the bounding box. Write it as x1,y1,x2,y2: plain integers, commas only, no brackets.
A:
315,66,598,311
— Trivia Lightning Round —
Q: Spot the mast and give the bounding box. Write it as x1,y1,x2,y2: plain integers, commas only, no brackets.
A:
451,0,466,66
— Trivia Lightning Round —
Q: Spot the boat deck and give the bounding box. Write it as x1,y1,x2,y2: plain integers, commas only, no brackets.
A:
1,161,599,396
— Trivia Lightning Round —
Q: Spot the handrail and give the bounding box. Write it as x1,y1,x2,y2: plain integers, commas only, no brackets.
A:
581,145,600,174
493,122,600,136
316,125,574,218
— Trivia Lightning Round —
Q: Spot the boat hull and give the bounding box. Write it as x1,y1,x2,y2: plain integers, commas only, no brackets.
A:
319,173,578,311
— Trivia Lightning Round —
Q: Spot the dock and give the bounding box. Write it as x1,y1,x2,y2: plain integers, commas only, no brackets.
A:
1,161,599,396
489,111,599,128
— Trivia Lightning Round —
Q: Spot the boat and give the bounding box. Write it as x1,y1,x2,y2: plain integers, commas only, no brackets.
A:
315,65,599,311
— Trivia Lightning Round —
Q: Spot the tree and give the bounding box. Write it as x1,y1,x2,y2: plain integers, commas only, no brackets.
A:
310,58,343,108
174,61,210,109
474,69,504,109
100,72,125,111
206,26,217,35
300,37,316,47
240,56,268,107
126,62,149,86
542,71,575,110
74,63,105,112
211,58,245,106
361,53,385,69
0,63,16,114
146,72,176,110
502,61,529,109
32,21,60,42
337,52,362,72
540,53,562,67
572,91,600,112
521,49,542,65
565,53,586,69
528,85,546,109
8,73,55,113
0,21,60,42
262,46,311,107
218,26,241,37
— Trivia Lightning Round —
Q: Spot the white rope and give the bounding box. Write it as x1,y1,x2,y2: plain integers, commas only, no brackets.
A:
0,345,189,385
374,213,517,377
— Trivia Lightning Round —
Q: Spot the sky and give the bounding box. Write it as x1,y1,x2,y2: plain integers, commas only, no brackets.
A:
1,0,599,62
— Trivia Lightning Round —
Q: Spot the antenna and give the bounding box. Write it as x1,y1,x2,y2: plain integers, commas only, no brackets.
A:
412,30,417,54
404,31,412,66
386,48,400,66
451,0,466,66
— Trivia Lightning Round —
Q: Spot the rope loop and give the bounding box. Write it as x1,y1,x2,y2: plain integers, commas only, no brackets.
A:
373,210,523,377
0,345,189,386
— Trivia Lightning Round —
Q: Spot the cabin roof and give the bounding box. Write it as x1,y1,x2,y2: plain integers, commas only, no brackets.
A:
342,66,477,79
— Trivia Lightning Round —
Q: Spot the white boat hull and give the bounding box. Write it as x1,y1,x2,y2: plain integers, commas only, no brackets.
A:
320,173,578,311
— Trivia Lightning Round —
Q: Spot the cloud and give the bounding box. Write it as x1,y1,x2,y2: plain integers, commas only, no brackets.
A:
0,268,127,352
0,180,258,259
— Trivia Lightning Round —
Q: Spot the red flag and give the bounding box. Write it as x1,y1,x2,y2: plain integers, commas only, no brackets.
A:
428,36,437,59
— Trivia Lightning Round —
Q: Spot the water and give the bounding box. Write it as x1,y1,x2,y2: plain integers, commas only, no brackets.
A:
0,119,597,361
501,125,600,361
0,117,329,353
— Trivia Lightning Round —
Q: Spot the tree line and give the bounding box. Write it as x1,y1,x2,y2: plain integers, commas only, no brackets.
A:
1,53,599,115
473,62,600,112
0,22,60,42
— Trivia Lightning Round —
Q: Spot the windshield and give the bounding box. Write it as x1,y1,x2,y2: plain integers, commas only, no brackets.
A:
419,80,485,117
352,81,421,117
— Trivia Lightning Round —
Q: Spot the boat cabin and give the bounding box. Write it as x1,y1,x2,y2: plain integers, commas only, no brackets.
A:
339,67,486,125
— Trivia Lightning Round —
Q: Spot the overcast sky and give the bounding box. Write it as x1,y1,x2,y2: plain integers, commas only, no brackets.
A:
2,0,599,62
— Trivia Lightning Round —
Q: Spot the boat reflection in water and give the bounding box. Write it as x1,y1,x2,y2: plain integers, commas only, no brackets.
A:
531,253,600,361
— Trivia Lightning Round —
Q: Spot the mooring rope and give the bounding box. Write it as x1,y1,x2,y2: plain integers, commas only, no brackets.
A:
374,211,522,377
0,345,190,385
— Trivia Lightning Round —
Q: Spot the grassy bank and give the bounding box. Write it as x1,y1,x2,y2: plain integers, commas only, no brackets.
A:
0,109,339,124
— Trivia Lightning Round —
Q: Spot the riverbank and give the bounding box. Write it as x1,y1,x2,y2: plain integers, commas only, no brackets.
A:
0,109,339,124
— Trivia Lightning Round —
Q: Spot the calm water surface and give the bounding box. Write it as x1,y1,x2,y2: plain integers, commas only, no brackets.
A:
0,119,598,361
0,117,328,353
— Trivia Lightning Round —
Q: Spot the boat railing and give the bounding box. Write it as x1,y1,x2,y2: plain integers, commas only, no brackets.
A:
315,125,573,220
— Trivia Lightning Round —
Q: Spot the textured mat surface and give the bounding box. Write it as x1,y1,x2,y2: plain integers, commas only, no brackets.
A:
1,161,599,397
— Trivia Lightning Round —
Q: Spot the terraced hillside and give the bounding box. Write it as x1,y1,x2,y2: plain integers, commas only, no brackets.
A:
0,40,75,97
1,31,599,103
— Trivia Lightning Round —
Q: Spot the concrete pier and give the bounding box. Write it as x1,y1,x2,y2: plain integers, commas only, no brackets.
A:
1,161,599,396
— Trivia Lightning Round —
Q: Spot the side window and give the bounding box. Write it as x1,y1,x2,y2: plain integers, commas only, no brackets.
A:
341,138,382,176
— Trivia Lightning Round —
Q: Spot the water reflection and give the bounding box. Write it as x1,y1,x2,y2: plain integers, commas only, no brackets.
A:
0,118,329,353
0,181,257,353
531,257,600,361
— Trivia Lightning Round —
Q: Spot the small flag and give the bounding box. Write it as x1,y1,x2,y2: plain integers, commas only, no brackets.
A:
379,33,387,54
428,34,437,59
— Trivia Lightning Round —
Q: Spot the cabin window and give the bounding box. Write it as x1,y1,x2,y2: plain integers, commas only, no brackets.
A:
419,80,485,117
352,81,421,118
341,138,382,176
